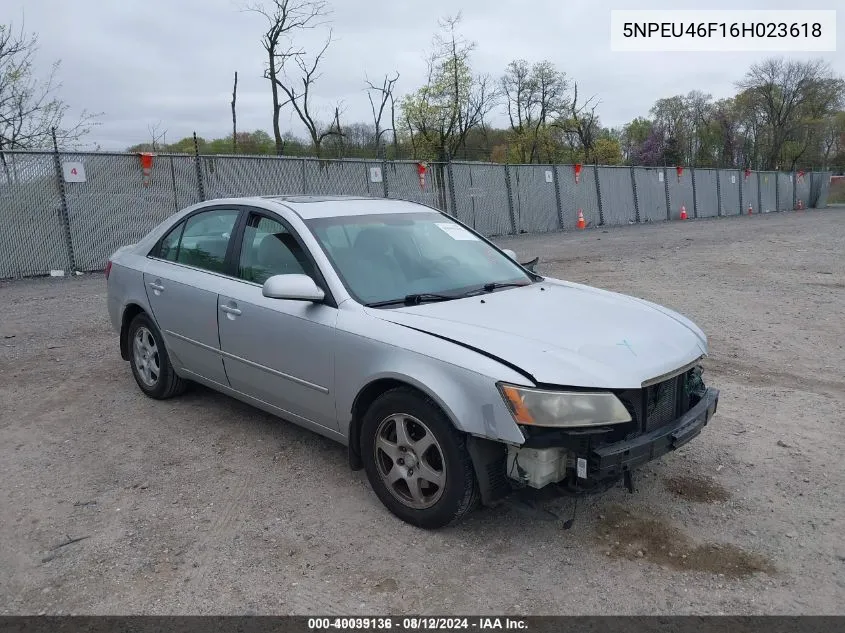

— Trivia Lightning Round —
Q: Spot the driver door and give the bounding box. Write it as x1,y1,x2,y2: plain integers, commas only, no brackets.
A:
213,210,339,432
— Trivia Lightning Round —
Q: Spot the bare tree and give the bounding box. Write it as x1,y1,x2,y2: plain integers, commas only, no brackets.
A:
274,34,343,158
566,82,601,163
365,71,399,158
231,71,238,153
147,121,167,151
246,0,329,155
0,21,97,151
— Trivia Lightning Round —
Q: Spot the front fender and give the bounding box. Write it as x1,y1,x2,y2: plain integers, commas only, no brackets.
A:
335,307,529,446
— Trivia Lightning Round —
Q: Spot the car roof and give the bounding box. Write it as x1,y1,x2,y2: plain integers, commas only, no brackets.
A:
261,195,439,220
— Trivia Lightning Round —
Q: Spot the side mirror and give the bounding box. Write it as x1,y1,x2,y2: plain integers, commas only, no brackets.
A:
520,256,540,273
502,248,518,261
262,274,325,302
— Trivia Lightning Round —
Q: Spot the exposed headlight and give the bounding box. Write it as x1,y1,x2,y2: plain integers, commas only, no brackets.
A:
498,383,632,428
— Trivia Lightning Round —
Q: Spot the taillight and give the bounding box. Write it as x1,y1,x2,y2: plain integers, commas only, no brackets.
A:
104,260,112,281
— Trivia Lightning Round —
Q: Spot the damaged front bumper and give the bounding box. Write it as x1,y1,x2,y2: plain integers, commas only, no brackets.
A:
502,387,719,492
590,387,718,479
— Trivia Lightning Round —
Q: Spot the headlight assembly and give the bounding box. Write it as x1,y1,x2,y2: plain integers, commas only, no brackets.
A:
498,383,632,428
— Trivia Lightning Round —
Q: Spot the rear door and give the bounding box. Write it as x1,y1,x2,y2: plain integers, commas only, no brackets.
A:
143,206,241,386
213,209,339,431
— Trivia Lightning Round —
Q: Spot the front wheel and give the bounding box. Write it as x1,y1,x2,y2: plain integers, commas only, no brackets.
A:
361,387,479,528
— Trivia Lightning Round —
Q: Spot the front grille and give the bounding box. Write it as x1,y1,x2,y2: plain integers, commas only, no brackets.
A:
644,375,682,431
617,368,699,433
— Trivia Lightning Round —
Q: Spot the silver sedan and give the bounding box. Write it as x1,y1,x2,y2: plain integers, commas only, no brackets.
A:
107,196,719,528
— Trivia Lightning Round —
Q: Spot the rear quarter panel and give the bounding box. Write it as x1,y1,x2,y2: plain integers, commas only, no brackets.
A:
107,251,153,335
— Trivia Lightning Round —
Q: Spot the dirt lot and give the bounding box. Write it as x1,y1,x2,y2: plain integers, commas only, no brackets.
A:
1,209,843,615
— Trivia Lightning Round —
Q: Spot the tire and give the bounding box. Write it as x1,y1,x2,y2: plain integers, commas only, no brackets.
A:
127,312,187,400
361,387,480,529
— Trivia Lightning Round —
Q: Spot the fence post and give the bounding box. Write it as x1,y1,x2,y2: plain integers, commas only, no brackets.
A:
504,163,518,234
630,165,640,223
663,166,671,220
594,164,605,226
775,171,780,211
301,159,308,194
690,167,699,219
756,170,762,214
551,165,564,230
791,171,797,210
168,155,179,212
446,156,458,216
50,128,76,274
809,171,815,207
715,169,722,216
193,132,205,202
381,159,389,198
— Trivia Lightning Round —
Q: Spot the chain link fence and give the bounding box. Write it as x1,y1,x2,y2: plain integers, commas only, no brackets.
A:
0,149,835,279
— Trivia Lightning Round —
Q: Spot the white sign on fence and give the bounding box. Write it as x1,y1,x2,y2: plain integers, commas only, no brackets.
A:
544,170,553,183
658,171,664,182
731,175,736,184
62,162,86,183
369,166,383,183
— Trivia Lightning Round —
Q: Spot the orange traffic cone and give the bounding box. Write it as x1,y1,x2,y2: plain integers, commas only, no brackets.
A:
747,203,753,215
679,204,688,220
796,199,804,211
576,209,586,230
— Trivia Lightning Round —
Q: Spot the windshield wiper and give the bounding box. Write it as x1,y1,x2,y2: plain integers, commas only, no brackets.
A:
365,293,457,308
458,281,531,297
483,281,530,292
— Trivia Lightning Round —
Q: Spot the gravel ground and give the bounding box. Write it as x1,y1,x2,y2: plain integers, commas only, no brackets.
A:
1,209,843,615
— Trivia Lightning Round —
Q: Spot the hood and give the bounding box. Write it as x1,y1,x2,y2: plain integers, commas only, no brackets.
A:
366,279,707,389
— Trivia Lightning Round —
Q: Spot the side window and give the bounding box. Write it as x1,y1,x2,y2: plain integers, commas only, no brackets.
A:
175,209,240,273
155,221,185,261
238,214,314,284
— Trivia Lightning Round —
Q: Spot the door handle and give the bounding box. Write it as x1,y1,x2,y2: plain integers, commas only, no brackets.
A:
219,304,242,316
148,281,164,292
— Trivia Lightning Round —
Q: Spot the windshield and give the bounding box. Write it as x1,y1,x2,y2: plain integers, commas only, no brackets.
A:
306,211,533,305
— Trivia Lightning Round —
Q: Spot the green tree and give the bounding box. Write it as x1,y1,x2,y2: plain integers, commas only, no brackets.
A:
400,14,498,162
736,58,845,169
593,137,622,165
501,59,568,163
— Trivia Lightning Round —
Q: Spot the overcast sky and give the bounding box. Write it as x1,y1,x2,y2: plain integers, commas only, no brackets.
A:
6,0,843,150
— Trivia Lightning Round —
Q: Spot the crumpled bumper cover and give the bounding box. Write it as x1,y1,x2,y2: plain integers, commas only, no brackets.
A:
590,387,719,478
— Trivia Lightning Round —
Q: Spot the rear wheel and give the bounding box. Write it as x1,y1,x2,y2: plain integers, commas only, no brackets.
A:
361,387,479,528
127,312,186,399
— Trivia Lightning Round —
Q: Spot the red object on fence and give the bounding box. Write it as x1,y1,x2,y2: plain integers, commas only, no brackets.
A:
797,169,805,184
417,162,427,190
140,153,154,187
744,168,751,181
574,163,582,185
676,166,684,181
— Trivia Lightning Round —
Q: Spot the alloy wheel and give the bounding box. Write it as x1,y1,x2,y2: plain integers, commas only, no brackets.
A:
373,413,446,510
133,326,160,387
